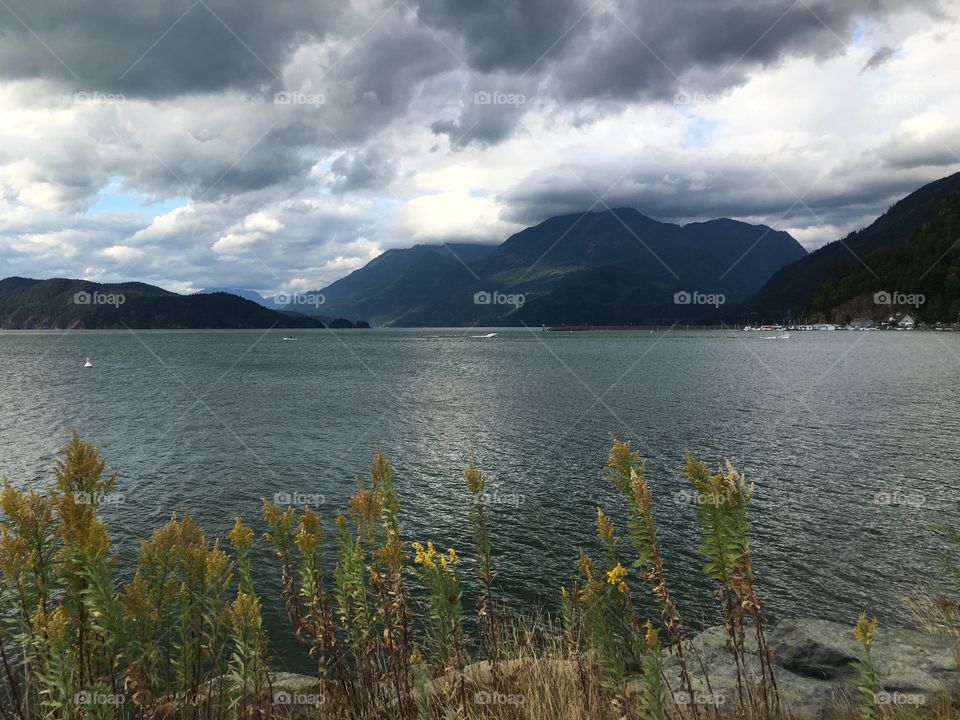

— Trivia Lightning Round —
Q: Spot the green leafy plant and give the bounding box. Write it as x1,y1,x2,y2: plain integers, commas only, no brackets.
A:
605,437,697,718
464,463,503,672
851,613,879,720
684,453,779,716
412,539,467,716
571,509,647,719
226,517,267,717
0,432,916,720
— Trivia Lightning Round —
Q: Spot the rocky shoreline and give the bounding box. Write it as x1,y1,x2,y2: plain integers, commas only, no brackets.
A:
260,619,958,719
653,619,958,719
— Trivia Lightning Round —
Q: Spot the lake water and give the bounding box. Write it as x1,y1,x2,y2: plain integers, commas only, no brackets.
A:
1,327,958,667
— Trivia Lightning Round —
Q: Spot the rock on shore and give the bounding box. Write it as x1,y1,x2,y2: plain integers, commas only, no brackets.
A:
261,618,958,719
645,619,959,720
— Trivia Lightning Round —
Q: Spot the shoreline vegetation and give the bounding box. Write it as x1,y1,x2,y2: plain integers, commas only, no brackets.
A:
1,434,958,719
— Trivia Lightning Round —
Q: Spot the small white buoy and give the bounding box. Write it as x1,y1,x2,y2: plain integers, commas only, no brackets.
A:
84,357,93,368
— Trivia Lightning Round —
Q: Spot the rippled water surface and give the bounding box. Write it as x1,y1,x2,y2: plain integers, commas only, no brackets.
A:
1,328,958,664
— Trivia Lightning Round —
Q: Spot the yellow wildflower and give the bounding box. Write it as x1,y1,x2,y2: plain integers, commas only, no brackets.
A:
575,551,595,581
596,508,615,544
260,500,282,529
227,517,254,551
630,468,653,517
205,541,231,589
643,619,659,649
436,547,458,573
854,613,878,648
0,529,28,582
580,578,603,606
464,464,485,495
32,605,69,650
605,436,641,492
413,541,438,570
349,481,381,540
377,532,404,570
606,562,628,593
295,511,321,556
230,591,262,632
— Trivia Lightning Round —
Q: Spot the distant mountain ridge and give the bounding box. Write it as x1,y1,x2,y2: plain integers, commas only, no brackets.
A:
308,209,807,326
741,171,960,322
316,243,496,316
0,278,328,329
195,286,286,310
18,179,958,330
806,186,960,323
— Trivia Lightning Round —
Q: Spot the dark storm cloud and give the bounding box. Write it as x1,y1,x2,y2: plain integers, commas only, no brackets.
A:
878,131,960,170
330,145,398,192
415,0,585,73
0,0,937,153
298,14,457,145
420,0,935,101
551,0,842,102
0,0,352,96
426,0,938,147
0,0,910,104
499,158,960,243
430,79,532,148
861,46,897,73
0,0,954,292
66,103,325,205
0,2,459,209
500,164,806,226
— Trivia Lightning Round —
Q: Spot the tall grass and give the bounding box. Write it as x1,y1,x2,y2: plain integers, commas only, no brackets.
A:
0,433,951,719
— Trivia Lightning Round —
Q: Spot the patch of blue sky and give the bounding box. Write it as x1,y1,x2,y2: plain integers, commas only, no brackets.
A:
680,114,719,147
851,19,871,45
87,178,185,215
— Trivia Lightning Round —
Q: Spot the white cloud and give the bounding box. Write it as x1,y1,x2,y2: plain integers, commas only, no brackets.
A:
394,191,515,241
0,0,957,292
98,245,143,262
242,212,284,233
212,232,264,255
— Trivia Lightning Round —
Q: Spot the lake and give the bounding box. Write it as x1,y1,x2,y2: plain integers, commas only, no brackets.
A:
0,327,957,668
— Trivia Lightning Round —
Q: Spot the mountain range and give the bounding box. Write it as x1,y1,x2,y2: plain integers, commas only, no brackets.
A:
308,173,960,327
3,172,960,329
0,278,331,329
740,171,960,323
805,181,960,324
194,286,288,310
308,210,806,326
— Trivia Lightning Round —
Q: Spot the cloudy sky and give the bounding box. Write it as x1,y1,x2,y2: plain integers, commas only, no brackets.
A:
0,0,958,294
